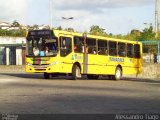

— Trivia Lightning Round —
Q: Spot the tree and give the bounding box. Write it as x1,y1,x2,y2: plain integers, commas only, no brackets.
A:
64,28,74,32
33,24,39,30
128,29,141,41
89,25,107,36
139,25,155,40
57,26,63,30
12,20,20,27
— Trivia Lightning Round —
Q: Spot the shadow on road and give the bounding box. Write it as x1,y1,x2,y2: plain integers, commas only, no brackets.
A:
0,73,80,80
0,73,160,83
123,77,160,84
0,73,44,79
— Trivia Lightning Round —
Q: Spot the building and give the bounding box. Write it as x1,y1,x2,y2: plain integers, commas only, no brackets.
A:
0,21,12,30
0,21,21,30
0,36,26,65
0,21,51,65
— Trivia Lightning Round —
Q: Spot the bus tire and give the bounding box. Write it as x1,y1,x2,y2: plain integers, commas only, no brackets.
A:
87,75,99,80
108,75,114,80
72,65,81,80
44,73,50,79
113,67,122,80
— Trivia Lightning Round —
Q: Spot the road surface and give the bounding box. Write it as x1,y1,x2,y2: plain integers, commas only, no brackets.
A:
0,73,160,114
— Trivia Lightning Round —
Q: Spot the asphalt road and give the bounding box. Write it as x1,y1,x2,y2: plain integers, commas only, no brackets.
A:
0,73,160,114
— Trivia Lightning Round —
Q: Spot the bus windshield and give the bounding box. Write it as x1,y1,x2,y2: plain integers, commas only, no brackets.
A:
26,37,58,57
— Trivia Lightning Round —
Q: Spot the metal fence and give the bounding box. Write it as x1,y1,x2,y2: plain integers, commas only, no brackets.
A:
141,40,160,64
0,47,6,65
0,45,24,65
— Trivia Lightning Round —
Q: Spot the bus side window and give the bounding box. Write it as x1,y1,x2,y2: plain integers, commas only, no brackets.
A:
86,38,96,54
118,42,126,57
127,44,134,58
60,37,72,57
98,40,108,55
109,41,117,56
134,44,140,58
74,36,83,53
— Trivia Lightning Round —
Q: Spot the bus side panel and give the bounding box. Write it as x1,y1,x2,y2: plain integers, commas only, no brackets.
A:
58,54,73,74
122,58,141,75
86,55,142,76
86,54,98,74
87,55,116,75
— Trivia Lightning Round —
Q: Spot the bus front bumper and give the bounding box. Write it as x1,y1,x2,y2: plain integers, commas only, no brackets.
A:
25,62,59,73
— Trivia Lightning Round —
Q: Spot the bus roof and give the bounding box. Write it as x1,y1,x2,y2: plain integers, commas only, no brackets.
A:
53,29,142,45
27,29,141,45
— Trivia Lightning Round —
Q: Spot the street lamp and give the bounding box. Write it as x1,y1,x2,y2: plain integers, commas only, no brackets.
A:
155,0,159,38
144,23,152,26
62,17,74,20
144,23,153,30
62,17,74,31
50,0,53,29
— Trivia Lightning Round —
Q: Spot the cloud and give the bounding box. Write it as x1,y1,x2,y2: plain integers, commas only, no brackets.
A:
54,2,154,34
0,0,31,23
0,0,153,35
54,0,153,11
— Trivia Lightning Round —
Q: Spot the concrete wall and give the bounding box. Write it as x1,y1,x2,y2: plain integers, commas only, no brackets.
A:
0,36,25,44
16,48,22,65
125,63,160,79
138,63,160,79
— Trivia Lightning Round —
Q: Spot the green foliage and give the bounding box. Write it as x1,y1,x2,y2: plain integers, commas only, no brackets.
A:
57,26,63,30
0,29,26,37
12,20,20,27
64,28,74,32
89,25,158,41
139,26,155,41
89,25,107,36
0,20,26,37
126,29,141,41
33,24,39,30
0,22,158,41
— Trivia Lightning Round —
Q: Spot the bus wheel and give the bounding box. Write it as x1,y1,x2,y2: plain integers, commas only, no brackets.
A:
44,73,50,79
72,65,81,80
114,67,122,80
87,75,99,80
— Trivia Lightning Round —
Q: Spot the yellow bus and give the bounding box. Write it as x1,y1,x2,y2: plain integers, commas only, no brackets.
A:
25,29,142,80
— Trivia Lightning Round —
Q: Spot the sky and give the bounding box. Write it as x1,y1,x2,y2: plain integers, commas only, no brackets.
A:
0,0,157,34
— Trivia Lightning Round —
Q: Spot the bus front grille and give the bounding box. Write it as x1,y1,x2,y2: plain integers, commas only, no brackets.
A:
35,69,46,71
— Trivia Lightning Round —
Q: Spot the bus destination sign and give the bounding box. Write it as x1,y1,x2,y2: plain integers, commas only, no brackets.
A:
29,30,53,36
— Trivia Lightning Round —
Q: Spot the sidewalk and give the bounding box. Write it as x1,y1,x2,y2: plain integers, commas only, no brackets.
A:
0,65,25,73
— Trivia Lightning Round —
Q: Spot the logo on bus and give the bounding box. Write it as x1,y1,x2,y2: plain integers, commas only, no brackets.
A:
109,57,124,62
72,54,83,60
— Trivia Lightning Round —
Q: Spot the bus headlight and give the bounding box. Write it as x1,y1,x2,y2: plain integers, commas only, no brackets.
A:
50,62,59,66
26,62,33,67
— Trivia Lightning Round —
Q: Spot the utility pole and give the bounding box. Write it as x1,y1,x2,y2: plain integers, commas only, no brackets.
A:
50,0,53,29
155,0,159,38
